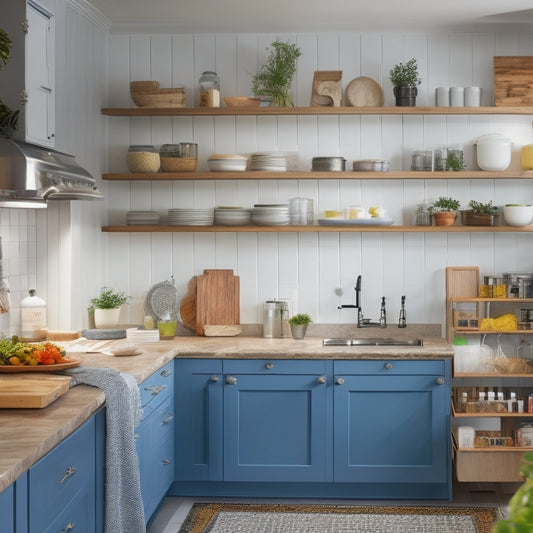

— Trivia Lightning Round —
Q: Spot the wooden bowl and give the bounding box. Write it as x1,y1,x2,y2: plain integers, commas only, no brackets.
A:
131,88,186,108
224,97,261,108
130,80,160,93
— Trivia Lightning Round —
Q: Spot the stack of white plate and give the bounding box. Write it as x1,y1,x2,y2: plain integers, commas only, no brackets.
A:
214,207,252,226
168,208,214,225
251,204,290,226
311,157,346,171
126,327,160,343
126,211,161,225
249,152,287,171
207,154,248,172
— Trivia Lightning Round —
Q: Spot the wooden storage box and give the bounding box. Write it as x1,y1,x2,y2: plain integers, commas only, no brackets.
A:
454,447,524,482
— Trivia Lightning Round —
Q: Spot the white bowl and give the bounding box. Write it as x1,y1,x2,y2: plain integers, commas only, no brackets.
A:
503,205,533,226
207,158,247,172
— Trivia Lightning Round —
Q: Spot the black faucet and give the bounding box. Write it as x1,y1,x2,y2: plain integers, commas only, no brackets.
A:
338,275,386,328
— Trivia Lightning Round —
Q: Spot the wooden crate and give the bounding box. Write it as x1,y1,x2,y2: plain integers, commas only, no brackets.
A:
454,447,524,482
494,56,533,107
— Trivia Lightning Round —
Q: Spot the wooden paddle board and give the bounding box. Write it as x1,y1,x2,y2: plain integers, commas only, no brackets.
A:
195,269,240,336
0,374,72,408
179,276,197,330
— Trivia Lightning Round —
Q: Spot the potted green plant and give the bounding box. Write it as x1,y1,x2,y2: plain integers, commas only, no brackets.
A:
461,200,500,226
389,58,421,107
89,287,130,329
0,29,19,137
251,40,302,107
288,313,312,340
445,150,466,171
430,196,461,226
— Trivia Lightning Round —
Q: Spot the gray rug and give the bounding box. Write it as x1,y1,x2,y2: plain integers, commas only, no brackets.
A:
178,503,499,533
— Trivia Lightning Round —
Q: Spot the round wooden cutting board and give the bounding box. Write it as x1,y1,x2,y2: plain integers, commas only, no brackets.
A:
345,76,384,106
179,277,197,330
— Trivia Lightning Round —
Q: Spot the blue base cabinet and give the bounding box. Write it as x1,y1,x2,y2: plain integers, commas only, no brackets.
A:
170,358,452,500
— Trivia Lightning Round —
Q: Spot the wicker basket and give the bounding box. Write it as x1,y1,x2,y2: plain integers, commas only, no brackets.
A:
131,88,186,108
130,80,160,92
160,157,197,172
487,356,533,374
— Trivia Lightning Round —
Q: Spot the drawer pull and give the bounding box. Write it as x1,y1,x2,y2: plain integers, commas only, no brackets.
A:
335,377,345,385
317,375,326,384
62,523,75,531
162,413,174,425
384,363,393,370
265,362,275,370
162,458,171,465
144,384,166,395
210,375,219,382
160,369,172,378
225,376,237,385
58,466,76,484
436,377,446,385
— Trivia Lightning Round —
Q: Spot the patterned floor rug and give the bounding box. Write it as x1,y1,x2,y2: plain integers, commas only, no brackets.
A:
178,502,499,533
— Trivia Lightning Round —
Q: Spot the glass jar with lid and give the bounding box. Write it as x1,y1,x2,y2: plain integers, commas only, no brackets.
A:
127,145,160,173
414,203,432,226
199,71,220,107
159,142,198,172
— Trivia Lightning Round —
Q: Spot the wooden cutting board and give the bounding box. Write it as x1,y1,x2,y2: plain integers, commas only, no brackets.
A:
179,276,197,330
0,374,72,408
195,269,240,336
494,56,533,106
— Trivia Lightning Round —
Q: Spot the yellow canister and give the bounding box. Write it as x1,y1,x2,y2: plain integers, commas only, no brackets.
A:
521,144,533,170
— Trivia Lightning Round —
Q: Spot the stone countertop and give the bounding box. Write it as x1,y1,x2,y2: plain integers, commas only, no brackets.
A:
0,333,453,492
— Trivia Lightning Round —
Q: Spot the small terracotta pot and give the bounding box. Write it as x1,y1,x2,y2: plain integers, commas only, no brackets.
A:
433,211,457,226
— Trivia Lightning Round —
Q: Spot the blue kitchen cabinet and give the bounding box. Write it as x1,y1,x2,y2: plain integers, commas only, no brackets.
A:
223,359,332,482
0,484,15,533
334,360,451,497
136,360,175,525
174,358,223,481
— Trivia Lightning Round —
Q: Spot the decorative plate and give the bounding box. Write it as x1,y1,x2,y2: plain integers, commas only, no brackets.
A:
0,358,81,373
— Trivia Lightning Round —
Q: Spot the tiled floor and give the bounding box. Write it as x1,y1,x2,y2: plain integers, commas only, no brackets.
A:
147,481,519,533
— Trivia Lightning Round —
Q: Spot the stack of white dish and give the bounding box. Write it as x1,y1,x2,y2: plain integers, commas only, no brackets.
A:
126,327,160,343
207,154,248,172
168,208,214,225
311,156,346,171
249,152,287,171
214,207,252,225
126,211,160,225
251,204,290,226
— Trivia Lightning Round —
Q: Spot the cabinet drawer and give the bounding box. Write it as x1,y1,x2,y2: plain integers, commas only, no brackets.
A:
39,488,95,533
224,359,328,374
454,448,523,482
139,360,174,411
28,416,95,531
334,359,447,375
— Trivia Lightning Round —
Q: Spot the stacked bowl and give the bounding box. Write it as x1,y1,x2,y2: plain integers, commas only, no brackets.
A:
207,154,248,172
249,153,287,171
214,207,252,226
311,156,346,171
251,204,290,226
168,208,214,226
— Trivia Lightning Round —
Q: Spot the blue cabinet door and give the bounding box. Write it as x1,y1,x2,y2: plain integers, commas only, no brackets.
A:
334,360,450,484
0,484,14,533
174,359,223,481
224,370,331,482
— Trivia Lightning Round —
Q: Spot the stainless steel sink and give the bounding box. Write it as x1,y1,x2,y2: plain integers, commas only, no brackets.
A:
322,337,423,347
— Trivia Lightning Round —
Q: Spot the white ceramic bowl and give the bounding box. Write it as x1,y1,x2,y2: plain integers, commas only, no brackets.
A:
503,205,533,226
207,157,247,172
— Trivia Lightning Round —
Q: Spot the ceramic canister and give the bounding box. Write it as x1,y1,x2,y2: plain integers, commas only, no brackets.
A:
474,133,512,171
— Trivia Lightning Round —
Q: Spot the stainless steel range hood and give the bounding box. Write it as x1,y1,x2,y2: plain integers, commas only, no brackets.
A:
0,138,103,208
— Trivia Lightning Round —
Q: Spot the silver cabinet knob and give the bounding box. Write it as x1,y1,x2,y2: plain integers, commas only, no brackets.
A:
225,375,238,385
317,375,326,384
436,377,446,385
62,523,75,532
160,369,172,377
162,459,171,465
384,363,393,370
265,362,275,370
335,377,345,385
210,375,219,382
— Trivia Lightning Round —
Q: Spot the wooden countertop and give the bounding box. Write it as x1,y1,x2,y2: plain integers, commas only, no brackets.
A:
0,334,452,492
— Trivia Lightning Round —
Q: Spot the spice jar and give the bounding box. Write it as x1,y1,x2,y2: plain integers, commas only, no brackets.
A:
127,145,160,173
199,71,220,107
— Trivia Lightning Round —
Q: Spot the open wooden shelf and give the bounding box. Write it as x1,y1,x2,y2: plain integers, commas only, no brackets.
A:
102,224,533,233
102,170,533,181
454,373,533,378
456,446,533,452
450,297,533,303
101,105,533,117
454,412,533,418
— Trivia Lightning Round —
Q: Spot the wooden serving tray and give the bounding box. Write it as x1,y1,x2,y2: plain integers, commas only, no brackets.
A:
0,374,72,408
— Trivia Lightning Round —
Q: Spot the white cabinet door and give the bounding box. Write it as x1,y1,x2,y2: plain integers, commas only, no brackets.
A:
25,0,55,146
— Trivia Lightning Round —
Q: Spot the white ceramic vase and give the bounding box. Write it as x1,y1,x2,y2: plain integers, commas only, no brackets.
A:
94,307,121,329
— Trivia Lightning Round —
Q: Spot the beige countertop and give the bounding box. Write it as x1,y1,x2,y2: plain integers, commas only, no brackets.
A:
0,333,453,492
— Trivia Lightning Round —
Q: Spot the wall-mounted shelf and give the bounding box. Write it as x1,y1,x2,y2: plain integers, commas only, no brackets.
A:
101,105,533,117
102,170,533,181
102,224,533,233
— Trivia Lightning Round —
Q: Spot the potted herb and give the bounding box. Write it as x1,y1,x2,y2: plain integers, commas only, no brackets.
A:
288,313,312,340
389,58,421,107
430,196,461,226
461,200,500,226
89,287,130,329
0,29,19,137
445,150,466,171
251,40,302,107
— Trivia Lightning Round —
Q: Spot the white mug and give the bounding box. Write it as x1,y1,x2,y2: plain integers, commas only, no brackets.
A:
465,86,482,107
435,87,450,107
450,87,465,106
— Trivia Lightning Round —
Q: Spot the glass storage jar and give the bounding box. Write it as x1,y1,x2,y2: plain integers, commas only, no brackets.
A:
415,203,432,226
159,143,198,172
127,145,160,173
199,71,220,107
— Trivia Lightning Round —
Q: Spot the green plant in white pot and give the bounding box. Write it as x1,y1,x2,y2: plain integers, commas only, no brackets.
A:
288,313,312,340
89,287,130,329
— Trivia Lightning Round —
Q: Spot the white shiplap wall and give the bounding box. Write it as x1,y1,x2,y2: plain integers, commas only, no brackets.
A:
106,31,533,329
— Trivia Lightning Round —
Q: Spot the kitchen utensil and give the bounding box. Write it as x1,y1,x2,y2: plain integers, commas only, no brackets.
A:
494,56,533,106
0,374,72,408
179,276,197,329
195,269,240,336
503,205,533,226
345,76,384,107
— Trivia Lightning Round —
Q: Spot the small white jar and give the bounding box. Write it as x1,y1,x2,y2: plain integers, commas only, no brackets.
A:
474,133,512,171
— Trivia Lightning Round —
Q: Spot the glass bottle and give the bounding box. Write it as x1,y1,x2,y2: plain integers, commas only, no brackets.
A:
199,71,220,108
